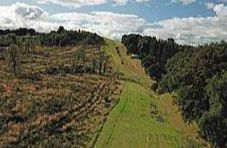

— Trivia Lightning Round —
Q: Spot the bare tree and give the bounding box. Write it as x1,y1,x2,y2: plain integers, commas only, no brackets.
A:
103,55,110,74
73,48,86,72
91,59,98,73
7,44,21,75
98,52,105,74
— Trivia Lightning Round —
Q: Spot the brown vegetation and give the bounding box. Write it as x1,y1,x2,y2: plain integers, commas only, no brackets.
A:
0,43,122,147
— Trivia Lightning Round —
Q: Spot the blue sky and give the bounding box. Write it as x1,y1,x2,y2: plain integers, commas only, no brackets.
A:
0,0,227,44
0,0,216,21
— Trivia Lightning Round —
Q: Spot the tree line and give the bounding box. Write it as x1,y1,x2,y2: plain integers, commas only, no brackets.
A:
0,26,104,47
0,27,105,76
122,34,227,147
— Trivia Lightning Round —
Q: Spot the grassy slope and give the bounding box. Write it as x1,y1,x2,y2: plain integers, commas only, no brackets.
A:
95,40,207,148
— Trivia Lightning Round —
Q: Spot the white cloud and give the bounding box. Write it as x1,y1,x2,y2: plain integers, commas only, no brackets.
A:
37,0,152,7
0,2,148,39
136,0,151,3
50,11,148,39
206,2,215,9
37,0,107,7
0,2,226,45
213,3,227,17
143,3,227,45
171,0,196,5
0,2,51,30
112,0,128,6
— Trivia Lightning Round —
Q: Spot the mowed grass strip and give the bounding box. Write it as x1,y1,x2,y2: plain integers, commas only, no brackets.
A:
95,40,204,148
96,82,184,148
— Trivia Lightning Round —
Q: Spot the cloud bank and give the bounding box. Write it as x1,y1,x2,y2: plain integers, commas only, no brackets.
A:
37,0,152,7
0,2,226,45
0,2,148,39
144,3,227,44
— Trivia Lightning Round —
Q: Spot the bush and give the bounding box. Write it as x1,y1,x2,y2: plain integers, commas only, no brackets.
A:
150,82,158,91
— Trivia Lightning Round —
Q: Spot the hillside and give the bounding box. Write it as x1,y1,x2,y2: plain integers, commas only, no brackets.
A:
95,40,208,147
0,1,227,147
120,34,227,147
0,29,211,147
0,42,122,147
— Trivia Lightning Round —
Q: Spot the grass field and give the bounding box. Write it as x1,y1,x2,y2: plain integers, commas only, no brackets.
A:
95,40,208,148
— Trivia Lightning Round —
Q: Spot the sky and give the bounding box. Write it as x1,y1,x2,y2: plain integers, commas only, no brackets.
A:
0,0,227,45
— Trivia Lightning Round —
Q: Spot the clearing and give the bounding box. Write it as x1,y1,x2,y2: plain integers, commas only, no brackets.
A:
0,44,121,147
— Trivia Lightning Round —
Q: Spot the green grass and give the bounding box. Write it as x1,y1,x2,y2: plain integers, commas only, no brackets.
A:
95,39,205,148
96,82,185,147
101,39,151,86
